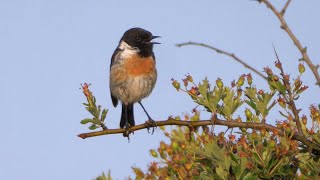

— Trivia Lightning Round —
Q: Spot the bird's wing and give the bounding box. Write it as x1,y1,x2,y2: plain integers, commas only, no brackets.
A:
109,48,121,107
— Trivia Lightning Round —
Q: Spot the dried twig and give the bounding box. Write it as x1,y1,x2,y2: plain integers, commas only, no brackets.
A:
176,42,267,81
280,0,292,15
259,0,320,86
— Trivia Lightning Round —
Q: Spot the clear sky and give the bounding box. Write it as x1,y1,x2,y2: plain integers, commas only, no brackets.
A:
1,0,319,179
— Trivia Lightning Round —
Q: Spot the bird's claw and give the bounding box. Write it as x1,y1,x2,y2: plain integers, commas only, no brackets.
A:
145,119,157,134
123,124,133,139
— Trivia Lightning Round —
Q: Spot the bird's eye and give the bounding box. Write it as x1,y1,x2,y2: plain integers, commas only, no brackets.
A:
136,37,141,41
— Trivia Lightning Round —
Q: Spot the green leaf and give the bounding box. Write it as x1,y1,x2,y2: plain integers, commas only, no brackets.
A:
88,106,97,117
208,87,223,112
89,124,98,130
220,89,243,120
238,157,248,179
230,153,238,163
245,99,257,112
94,171,112,180
93,105,101,119
245,87,275,118
311,133,320,144
216,165,229,179
100,109,108,122
91,117,100,124
242,172,258,180
93,96,96,104
245,87,258,101
221,90,233,118
198,78,209,98
268,80,286,95
259,92,275,117
80,118,93,124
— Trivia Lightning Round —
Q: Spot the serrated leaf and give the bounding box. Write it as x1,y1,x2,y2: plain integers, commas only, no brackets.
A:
245,99,258,111
221,89,243,119
268,80,286,95
232,98,244,114
222,91,234,119
245,87,258,101
208,88,223,112
259,92,275,117
198,79,209,98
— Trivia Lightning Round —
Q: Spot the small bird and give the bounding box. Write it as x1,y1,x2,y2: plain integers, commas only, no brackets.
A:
109,27,160,136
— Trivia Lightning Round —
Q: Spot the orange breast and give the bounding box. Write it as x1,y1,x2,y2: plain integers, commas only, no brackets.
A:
124,54,156,76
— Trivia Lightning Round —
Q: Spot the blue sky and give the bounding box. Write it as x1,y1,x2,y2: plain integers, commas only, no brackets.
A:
1,0,319,179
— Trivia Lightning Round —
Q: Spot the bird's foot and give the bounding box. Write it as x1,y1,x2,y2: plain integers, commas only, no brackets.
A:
123,124,134,139
145,119,157,134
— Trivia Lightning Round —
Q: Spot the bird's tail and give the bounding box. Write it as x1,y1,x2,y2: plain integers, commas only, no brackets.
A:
120,103,135,128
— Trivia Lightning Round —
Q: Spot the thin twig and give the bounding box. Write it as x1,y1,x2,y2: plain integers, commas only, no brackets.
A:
273,46,304,137
260,0,320,86
280,0,292,15
176,42,267,81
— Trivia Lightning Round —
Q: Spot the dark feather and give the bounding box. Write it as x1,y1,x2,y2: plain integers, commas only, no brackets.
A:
111,95,118,107
109,48,121,107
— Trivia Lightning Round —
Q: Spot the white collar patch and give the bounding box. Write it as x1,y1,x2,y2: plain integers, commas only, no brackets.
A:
118,41,140,58
119,41,139,52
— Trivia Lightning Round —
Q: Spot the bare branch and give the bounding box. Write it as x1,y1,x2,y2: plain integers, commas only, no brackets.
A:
176,42,267,81
280,0,292,15
260,0,320,86
76,118,278,139
78,117,320,154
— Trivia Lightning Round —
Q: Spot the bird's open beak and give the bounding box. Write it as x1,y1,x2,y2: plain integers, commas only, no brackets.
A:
149,36,161,44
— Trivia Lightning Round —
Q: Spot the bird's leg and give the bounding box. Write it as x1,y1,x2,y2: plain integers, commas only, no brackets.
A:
122,106,132,138
138,101,157,134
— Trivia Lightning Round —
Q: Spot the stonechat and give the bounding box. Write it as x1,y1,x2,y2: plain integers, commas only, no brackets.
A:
109,27,160,136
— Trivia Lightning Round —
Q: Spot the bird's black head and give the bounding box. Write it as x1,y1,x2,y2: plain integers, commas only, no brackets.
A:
120,27,160,57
